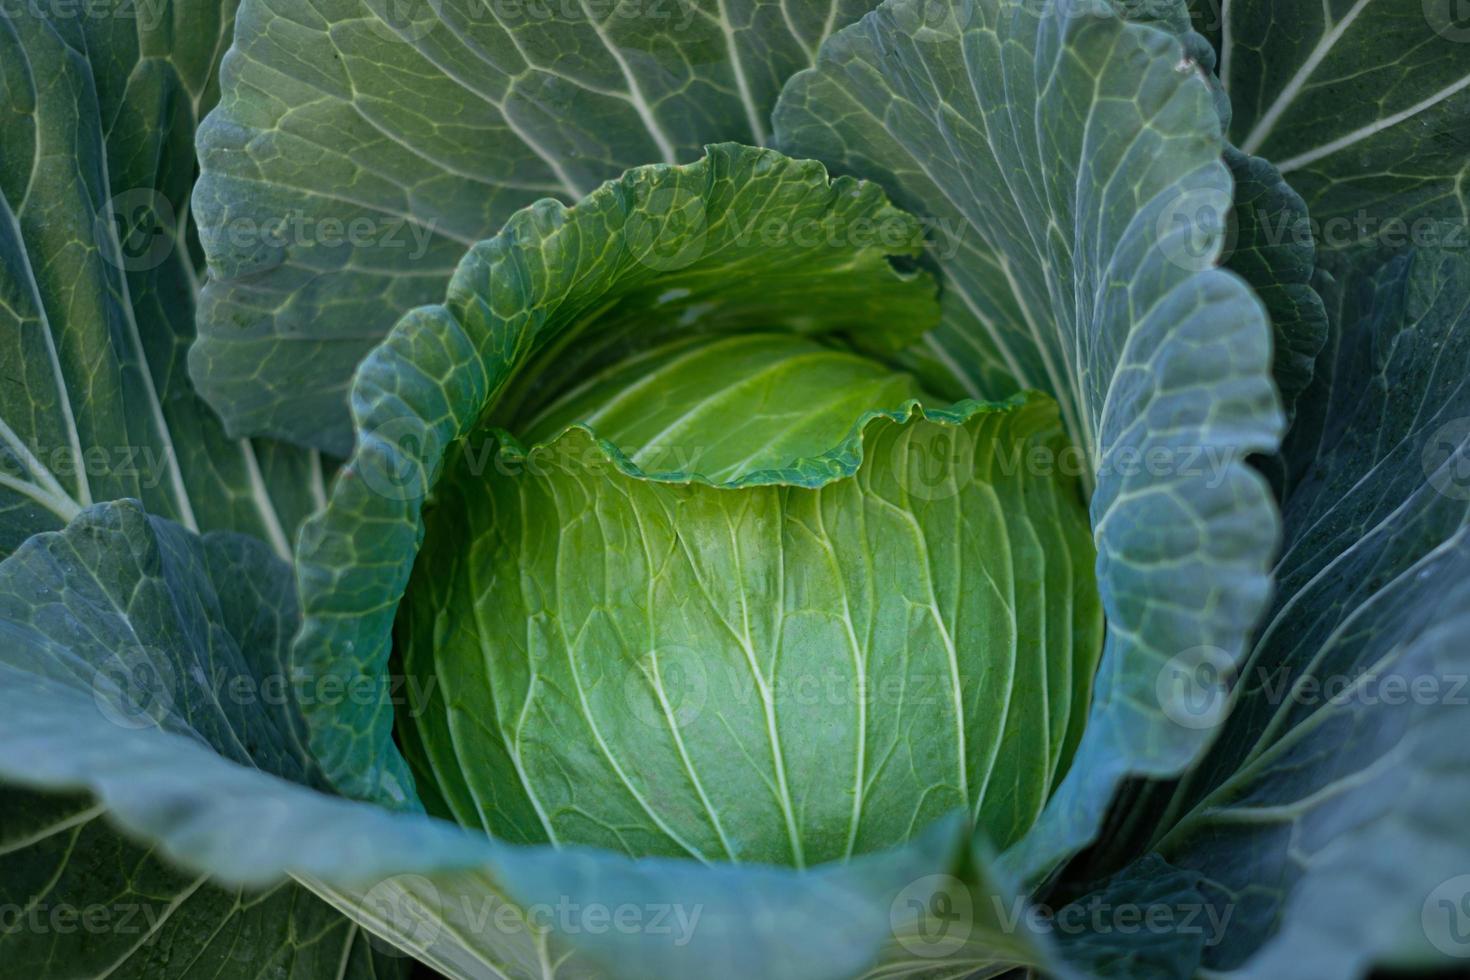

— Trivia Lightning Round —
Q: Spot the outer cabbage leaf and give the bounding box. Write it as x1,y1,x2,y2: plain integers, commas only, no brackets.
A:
290,143,938,807
0,786,404,979
1098,246,1470,976
772,0,1284,884
1132,9,1328,441
0,0,326,560
0,500,406,978
1222,149,1328,435
0,4,347,975
399,390,1101,865
190,0,887,452
1200,0,1470,246
0,503,1064,980
1047,854,1213,980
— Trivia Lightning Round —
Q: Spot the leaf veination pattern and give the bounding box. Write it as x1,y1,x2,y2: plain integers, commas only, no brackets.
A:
0,501,406,979
517,333,932,483
0,787,401,980
0,6,346,973
0,500,1022,979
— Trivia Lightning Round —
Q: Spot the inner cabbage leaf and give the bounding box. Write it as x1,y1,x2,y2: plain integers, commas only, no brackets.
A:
398,333,1101,865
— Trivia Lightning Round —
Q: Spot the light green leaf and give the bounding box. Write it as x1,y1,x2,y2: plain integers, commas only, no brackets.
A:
190,0,888,453
515,332,931,482
0,1,327,560
1201,0,1470,249
399,384,1101,865
772,0,1284,884
1122,246,1470,976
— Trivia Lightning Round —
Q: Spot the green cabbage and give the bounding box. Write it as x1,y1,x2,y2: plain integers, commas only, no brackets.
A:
2,1,1468,978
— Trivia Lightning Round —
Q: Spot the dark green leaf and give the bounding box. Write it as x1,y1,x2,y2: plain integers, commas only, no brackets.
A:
190,0,888,452
0,1,326,559
1134,246,1470,976
1201,0,1470,254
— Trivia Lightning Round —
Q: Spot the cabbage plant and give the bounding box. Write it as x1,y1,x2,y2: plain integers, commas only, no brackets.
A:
1,1,1468,978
